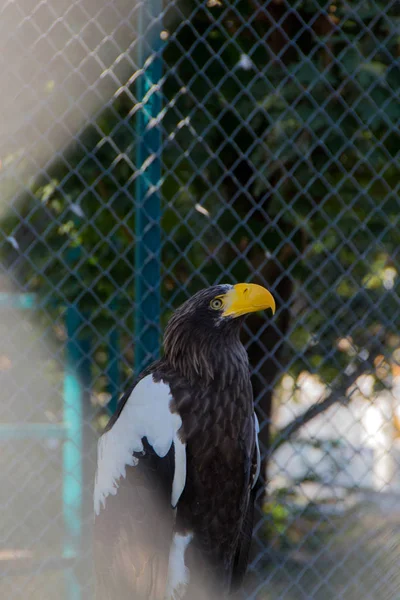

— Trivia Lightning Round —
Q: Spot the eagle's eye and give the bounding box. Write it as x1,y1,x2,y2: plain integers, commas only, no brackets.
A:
210,297,223,310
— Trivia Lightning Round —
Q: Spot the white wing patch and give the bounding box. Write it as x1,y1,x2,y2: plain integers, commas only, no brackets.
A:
94,374,186,515
165,532,193,600
252,413,261,489
172,431,186,508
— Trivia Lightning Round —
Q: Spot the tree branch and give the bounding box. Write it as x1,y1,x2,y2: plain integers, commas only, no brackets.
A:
269,364,367,455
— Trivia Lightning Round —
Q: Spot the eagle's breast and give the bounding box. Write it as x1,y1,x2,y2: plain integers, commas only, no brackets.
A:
161,364,255,587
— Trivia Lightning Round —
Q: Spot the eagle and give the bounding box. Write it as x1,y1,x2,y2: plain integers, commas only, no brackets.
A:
94,283,275,600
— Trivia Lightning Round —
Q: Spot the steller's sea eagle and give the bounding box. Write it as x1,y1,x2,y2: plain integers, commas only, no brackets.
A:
94,283,275,600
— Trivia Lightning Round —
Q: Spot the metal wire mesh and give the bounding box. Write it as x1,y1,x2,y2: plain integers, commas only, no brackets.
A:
0,0,399,598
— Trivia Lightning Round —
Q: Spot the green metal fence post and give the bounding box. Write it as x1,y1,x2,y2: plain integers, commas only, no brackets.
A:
63,305,84,600
135,0,163,375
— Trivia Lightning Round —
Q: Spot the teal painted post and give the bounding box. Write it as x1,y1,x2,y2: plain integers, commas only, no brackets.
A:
135,0,163,374
0,292,36,310
63,306,84,600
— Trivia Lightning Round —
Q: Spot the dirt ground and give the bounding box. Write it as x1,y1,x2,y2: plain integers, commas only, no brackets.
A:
252,491,400,600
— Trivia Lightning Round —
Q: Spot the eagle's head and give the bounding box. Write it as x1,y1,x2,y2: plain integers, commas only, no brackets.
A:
163,283,275,382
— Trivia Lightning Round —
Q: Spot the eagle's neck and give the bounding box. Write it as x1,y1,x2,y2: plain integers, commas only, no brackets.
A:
163,321,249,387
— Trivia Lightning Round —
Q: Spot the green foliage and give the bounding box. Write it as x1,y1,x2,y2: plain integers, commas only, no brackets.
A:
264,501,290,537
161,0,400,382
1,0,399,388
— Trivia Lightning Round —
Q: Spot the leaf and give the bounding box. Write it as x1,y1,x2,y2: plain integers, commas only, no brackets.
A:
291,61,321,85
340,47,361,75
70,204,85,218
387,65,400,91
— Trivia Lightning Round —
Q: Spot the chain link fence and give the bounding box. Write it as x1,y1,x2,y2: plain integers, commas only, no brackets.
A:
0,0,399,598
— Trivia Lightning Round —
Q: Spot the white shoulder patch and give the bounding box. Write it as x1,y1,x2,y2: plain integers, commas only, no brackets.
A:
165,532,193,600
252,413,261,489
172,432,186,508
94,374,186,515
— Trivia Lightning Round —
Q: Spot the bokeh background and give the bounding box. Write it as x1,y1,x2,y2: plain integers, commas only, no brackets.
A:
0,0,399,598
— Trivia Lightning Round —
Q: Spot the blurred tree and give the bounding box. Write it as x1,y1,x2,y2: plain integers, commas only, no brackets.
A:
161,0,400,455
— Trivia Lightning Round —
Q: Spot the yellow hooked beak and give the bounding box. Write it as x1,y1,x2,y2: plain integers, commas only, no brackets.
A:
222,283,276,318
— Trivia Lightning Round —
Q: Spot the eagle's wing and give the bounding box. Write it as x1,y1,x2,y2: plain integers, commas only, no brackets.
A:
94,373,187,600
230,412,261,591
